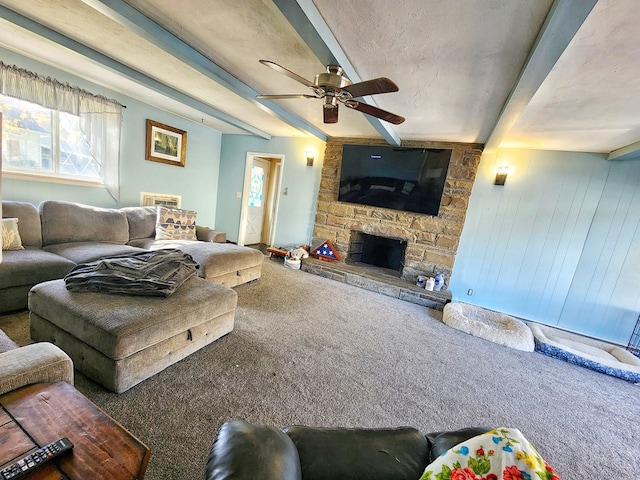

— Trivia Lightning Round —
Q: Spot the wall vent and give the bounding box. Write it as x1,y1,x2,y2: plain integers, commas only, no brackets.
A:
140,192,182,209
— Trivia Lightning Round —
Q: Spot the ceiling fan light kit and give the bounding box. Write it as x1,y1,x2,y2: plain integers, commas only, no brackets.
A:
257,60,405,125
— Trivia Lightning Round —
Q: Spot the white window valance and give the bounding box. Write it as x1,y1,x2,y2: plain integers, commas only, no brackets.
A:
0,62,123,200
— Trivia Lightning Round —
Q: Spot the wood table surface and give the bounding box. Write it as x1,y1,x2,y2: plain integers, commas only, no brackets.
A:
0,382,150,479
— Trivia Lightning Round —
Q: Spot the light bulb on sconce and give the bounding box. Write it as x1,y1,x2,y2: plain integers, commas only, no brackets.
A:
305,150,314,167
494,165,508,185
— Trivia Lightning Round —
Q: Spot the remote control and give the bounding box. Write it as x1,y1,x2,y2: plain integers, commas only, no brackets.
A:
0,437,73,479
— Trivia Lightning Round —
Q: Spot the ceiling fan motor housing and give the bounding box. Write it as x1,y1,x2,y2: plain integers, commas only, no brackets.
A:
315,65,352,90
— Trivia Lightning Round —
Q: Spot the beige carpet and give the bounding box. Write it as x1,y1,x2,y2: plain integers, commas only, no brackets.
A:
1,257,639,480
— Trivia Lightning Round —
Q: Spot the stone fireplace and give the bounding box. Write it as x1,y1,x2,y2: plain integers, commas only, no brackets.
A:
307,137,482,303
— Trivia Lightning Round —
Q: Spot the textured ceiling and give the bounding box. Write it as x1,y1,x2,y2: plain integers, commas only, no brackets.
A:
0,0,638,156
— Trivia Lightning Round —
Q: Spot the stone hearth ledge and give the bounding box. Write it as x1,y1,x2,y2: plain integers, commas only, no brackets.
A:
301,257,451,310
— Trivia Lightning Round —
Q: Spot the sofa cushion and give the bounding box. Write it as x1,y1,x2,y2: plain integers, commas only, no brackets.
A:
43,242,144,264
121,206,157,240
40,200,129,246
206,420,301,480
2,218,24,251
2,201,42,247
155,206,197,241
0,248,76,289
283,426,429,480
161,241,264,279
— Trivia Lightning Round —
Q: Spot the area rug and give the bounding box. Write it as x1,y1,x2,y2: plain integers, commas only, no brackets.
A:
529,323,640,384
442,302,534,352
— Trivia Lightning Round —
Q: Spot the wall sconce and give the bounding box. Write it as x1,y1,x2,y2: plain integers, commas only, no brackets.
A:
494,165,508,185
306,150,314,167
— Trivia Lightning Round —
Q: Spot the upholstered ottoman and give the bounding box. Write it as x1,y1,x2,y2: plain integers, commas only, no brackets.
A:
28,277,237,393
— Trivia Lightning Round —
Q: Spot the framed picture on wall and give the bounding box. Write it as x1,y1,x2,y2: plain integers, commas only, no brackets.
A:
145,119,187,167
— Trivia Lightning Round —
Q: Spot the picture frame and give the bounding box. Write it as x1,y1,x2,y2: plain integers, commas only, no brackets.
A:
145,119,187,167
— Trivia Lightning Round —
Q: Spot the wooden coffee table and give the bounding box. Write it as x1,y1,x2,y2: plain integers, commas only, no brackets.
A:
0,382,150,479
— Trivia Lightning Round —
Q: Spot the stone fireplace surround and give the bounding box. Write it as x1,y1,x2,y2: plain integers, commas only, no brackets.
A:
305,137,482,308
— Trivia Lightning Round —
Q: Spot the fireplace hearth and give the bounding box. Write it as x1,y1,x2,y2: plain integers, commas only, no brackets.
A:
346,231,407,277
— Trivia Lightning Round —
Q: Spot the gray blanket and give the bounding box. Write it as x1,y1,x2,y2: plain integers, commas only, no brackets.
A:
64,249,199,297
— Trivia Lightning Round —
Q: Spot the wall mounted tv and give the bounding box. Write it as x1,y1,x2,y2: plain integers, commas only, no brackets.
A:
338,144,452,216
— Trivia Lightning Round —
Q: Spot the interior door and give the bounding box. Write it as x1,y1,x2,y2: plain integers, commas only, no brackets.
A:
244,157,270,245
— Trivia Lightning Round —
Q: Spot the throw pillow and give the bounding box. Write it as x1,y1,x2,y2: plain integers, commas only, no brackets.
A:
155,206,197,241
2,217,25,251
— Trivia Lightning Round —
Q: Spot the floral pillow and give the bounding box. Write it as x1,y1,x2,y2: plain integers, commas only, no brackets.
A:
2,217,25,251
155,206,197,241
420,428,560,480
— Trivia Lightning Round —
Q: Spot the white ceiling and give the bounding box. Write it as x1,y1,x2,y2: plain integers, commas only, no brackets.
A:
0,0,639,157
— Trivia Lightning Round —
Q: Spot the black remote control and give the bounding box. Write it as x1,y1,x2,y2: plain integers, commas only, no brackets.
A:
0,437,73,479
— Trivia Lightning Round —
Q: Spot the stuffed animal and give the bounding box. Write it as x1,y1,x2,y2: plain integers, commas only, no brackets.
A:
287,246,310,260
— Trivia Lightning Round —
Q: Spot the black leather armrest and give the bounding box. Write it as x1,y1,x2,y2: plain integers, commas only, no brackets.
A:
425,427,490,463
205,420,301,480
283,426,429,480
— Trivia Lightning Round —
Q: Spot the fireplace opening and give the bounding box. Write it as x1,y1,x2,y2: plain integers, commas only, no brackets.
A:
346,231,407,277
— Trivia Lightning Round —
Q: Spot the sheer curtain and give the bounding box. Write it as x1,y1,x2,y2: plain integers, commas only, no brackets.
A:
0,62,123,200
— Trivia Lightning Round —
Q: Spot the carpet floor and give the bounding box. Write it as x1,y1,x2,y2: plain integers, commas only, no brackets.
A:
2,257,639,479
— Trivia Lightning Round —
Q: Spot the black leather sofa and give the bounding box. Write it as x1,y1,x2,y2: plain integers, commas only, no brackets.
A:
205,419,488,480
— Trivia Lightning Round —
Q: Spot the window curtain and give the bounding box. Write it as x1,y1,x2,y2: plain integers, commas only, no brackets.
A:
0,62,123,200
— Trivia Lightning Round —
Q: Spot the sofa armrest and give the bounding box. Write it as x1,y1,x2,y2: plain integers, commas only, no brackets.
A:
196,225,226,243
0,343,74,396
206,420,301,480
425,427,490,463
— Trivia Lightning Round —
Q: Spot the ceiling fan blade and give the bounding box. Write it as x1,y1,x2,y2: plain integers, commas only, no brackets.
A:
257,94,317,100
323,104,339,124
259,60,315,88
342,77,399,98
347,101,405,125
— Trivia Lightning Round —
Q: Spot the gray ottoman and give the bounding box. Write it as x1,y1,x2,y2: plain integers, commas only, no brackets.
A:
28,277,237,393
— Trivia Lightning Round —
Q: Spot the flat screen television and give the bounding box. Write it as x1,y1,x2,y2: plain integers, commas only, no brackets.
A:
338,144,452,216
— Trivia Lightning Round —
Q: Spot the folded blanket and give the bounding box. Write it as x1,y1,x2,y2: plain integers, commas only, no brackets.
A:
64,249,198,297
420,427,560,480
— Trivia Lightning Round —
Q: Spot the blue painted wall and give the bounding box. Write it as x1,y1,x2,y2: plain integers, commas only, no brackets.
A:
452,148,640,344
217,134,325,246
1,48,222,228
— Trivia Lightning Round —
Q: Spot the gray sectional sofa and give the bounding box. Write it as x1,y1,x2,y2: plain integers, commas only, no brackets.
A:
1,200,264,314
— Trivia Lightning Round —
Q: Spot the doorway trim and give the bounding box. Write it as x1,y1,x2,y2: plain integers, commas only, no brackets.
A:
238,152,285,246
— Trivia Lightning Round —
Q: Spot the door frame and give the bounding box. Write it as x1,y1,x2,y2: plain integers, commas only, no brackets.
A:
237,152,285,246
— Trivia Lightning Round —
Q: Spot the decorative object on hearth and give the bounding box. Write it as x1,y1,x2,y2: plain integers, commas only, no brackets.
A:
425,277,435,291
311,240,341,262
257,60,405,124
433,272,445,291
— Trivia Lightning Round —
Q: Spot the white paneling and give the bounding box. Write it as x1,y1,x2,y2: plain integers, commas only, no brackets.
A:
558,159,640,343
452,149,609,326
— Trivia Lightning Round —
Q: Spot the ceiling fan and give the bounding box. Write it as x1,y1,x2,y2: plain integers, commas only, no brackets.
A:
256,60,405,125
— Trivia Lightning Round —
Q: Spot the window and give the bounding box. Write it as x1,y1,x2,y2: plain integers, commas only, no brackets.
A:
0,61,123,200
1,95,101,182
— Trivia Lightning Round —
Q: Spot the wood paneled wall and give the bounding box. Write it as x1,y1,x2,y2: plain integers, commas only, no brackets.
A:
453,149,640,344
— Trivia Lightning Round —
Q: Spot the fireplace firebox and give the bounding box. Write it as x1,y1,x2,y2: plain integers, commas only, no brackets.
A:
346,231,407,277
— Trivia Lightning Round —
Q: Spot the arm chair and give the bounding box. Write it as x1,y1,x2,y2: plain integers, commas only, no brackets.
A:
0,329,73,396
